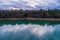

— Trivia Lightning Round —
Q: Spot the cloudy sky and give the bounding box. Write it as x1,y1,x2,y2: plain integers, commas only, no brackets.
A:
0,0,60,10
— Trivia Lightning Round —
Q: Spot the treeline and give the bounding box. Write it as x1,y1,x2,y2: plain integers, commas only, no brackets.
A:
0,9,60,18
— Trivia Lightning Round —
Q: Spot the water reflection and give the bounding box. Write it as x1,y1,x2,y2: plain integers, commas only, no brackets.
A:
0,24,60,40
0,20,60,25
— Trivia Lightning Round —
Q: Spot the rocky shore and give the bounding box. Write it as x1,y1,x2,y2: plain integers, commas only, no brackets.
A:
0,18,60,21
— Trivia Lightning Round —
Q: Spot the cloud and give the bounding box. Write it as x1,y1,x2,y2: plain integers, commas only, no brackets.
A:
0,0,60,10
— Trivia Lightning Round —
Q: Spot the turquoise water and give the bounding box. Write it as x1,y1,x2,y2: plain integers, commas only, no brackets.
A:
0,20,60,40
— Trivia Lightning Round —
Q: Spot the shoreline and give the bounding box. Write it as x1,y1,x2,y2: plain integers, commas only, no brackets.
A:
0,18,60,21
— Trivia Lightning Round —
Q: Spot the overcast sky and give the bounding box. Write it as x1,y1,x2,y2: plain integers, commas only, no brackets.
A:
0,0,60,10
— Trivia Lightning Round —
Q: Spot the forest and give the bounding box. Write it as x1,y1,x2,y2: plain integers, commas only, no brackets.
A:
0,9,60,18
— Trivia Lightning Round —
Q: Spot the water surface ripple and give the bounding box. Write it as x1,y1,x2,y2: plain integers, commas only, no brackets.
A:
0,24,60,40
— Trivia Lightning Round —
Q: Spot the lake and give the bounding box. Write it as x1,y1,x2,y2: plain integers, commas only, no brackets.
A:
0,20,60,40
